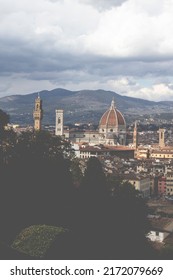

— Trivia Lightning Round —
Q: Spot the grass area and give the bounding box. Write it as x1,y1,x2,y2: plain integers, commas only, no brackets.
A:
11,225,68,258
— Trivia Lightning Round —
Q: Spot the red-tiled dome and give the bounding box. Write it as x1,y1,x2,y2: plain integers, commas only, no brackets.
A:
99,100,126,128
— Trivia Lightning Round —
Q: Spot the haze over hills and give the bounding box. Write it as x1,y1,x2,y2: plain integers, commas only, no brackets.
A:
0,88,173,125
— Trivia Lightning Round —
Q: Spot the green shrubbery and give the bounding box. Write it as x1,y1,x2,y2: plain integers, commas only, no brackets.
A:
12,225,68,258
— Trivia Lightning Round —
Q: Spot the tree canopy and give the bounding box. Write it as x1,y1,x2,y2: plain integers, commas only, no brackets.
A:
0,109,9,131
0,128,154,259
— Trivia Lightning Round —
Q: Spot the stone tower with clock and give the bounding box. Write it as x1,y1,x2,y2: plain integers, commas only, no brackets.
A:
33,94,43,131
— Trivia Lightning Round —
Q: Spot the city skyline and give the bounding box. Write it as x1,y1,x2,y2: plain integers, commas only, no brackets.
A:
1,0,173,101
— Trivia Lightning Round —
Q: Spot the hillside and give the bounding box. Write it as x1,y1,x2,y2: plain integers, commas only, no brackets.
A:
0,88,173,125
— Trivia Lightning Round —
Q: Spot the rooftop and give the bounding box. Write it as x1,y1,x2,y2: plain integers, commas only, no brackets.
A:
149,217,173,232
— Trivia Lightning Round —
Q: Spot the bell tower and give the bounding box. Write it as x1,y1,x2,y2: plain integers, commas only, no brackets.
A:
55,109,64,136
133,121,138,149
33,94,43,131
158,128,165,148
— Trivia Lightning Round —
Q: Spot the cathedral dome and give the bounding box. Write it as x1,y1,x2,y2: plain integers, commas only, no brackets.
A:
99,100,126,129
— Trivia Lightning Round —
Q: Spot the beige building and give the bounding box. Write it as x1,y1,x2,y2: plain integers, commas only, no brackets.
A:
67,130,100,144
150,148,173,159
135,146,173,161
135,147,149,159
123,174,151,198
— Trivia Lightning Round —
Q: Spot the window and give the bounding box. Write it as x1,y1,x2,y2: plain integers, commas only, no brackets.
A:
156,231,159,236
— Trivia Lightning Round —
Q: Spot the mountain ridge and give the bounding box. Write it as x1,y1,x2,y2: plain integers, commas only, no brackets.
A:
0,88,173,125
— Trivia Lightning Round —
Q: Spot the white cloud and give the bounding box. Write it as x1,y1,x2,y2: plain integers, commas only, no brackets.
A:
2,0,173,58
107,77,139,94
135,83,173,101
1,0,173,100
81,0,127,10
83,0,173,58
103,77,173,101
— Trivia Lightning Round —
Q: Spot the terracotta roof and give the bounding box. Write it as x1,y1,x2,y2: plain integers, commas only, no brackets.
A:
104,145,134,151
99,100,126,127
80,146,134,152
149,217,173,232
122,174,150,181
152,151,173,154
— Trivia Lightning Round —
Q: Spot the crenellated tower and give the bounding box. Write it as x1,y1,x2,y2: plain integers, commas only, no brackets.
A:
33,93,43,131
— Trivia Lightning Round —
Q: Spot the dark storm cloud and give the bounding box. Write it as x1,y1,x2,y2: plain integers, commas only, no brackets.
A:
1,0,173,100
1,32,173,83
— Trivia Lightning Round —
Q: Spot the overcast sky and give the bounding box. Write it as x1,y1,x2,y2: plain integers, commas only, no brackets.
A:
1,0,173,100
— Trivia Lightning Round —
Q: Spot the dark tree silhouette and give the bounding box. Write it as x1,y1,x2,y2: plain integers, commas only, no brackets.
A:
67,159,154,259
0,109,9,132
80,157,107,197
70,158,83,187
106,181,152,259
0,109,11,165
69,157,110,259
0,130,75,245
0,129,155,260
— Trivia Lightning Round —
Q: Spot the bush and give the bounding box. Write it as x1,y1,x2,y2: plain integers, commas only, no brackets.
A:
11,225,68,258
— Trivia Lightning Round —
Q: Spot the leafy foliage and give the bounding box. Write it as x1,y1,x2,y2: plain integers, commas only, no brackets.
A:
0,109,9,131
12,225,68,258
70,158,83,187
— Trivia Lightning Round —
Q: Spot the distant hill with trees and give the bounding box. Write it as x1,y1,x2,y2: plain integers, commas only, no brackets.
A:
0,88,173,125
